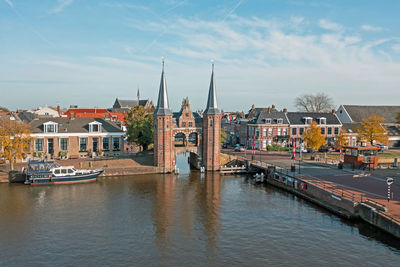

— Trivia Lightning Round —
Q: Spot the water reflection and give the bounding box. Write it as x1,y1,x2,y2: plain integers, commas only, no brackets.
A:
152,171,222,252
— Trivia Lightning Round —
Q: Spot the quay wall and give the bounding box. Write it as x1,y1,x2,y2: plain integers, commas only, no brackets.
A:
250,162,400,239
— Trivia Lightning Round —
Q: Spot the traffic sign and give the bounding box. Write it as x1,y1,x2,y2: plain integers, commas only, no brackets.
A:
387,177,394,185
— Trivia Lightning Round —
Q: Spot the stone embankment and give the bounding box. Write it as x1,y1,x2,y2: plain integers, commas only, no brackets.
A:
250,161,400,239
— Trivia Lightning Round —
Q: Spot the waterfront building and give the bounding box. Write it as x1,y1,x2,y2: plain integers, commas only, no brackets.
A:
286,111,342,146
247,107,290,150
28,118,124,160
336,105,400,147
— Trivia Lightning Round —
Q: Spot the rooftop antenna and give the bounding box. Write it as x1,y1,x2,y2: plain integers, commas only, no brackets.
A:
161,56,165,71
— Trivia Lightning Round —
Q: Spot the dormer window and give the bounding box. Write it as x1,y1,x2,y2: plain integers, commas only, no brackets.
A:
277,119,283,124
318,117,326,125
264,118,271,124
89,121,102,133
44,121,58,133
303,117,312,125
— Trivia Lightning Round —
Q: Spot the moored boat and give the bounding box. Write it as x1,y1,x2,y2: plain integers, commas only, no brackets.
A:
24,160,103,185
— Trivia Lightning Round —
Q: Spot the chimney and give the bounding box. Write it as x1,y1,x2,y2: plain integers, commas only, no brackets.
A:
332,109,336,114
267,107,271,113
71,111,75,119
271,104,276,109
57,105,61,116
283,108,287,113
251,104,255,110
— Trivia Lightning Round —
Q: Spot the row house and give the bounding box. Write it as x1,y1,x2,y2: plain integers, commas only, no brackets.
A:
242,107,342,151
247,108,290,150
29,118,124,159
286,111,342,146
336,105,400,148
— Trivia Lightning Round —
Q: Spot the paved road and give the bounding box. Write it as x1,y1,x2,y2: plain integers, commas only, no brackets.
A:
222,148,400,201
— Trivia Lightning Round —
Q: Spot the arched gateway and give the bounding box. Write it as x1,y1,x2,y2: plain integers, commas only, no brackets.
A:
153,59,221,173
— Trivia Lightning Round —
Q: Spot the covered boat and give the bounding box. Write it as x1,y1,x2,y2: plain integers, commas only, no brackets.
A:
24,160,103,185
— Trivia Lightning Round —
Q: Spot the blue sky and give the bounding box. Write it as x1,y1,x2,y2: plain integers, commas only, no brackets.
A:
1,0,400,112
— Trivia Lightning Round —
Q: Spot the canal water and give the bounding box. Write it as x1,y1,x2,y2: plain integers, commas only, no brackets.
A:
1,153,400,266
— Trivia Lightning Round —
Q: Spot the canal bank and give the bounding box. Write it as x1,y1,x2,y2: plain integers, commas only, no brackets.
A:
249,161,400,239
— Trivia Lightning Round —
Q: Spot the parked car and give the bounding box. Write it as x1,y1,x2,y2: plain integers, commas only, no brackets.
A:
295,147,308,153
222,143,228,148
234,145,245,152
319,145,334,152
377,144,388,151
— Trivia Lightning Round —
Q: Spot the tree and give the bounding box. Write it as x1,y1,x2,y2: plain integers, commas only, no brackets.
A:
302,121,326,152
125,106,154,151
294,93,334,112
221,130,227,144
355,114,388,145
334,129,348,150
0,117,31,170
0,107,10,113
396,111,400,124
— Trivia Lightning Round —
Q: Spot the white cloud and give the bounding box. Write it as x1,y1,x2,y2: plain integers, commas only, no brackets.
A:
49,0,74,14
4,0,13,8
362,24,384,32
318,19,343,31
392,44,400,52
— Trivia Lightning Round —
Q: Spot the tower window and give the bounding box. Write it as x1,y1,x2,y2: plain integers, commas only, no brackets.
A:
210,119,213,127
166,120,169,128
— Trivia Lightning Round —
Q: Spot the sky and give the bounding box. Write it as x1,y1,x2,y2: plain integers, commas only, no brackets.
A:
1,0,400,112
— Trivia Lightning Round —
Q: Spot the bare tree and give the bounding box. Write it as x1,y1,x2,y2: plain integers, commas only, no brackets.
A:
294,93,334,112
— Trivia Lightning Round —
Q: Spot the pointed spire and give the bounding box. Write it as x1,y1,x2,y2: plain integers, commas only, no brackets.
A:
204,60,220,115
154,57,172,116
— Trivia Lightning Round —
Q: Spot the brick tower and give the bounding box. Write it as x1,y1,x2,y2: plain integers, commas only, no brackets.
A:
202,62,221,171
154,58,175,173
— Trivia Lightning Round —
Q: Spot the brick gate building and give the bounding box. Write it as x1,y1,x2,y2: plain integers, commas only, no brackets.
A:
153,59,221,173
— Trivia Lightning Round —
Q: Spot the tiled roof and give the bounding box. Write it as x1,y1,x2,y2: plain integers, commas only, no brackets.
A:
342,123,360,133
343,105,400,123
30,118,123,134
286,112,341,125
249,110,289,125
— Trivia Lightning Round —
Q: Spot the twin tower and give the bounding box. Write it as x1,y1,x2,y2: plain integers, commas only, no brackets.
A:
153,59,221,173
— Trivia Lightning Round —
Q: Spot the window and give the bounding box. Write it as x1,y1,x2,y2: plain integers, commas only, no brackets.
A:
55,169,60,174
304,117,312,125
35,139,43,151
277,128,282,136
268,128,273,137
89,122,101,133
166,120,169,128
319,118,326,125
189,122,193,127
283,128,287,136
182,122,186,127
209,119,213,127
68,169,73,174
300,128,304,135
263,140,267,149
61,169,67,174
321,128,325,135
255,129,260,138
334,127,339,135
80,138,88,151
265,118,271,124
47,124,55,133
103,138,110,151
292,128,297,136
263,128,267,137
277,119,283,124
60,138,68,151
327,127,332,135
113,137,120,151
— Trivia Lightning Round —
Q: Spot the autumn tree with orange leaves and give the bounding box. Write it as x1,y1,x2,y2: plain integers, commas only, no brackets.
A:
334,129,348,150
302,121,326,152
0,117,31,170
355,115,388,145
